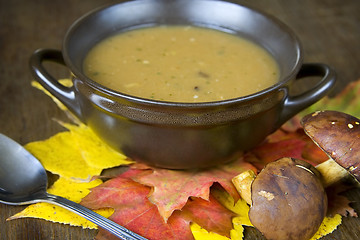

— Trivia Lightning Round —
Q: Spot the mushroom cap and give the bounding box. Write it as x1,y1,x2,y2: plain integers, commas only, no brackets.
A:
249,157,327,240
301,110,360,182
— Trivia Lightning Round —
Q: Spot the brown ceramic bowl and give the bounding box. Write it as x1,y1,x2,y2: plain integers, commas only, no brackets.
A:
30,0,335,169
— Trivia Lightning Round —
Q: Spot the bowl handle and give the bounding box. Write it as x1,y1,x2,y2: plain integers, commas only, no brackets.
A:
277,63,336,128
29,48,83,121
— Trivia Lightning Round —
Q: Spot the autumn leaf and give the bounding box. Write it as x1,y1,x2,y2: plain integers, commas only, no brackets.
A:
247,137,306,169
61,122,133,169
207,186,252,240
25,131,103,180
281,79,360,132
31,80,72,111
181,195,236,238
211,186,252,227
8,177,113,228
81,168,194,240
24,122,132,180
301,79,360,117
302,140,330,165
31,80,80,123
81,169,236,240
326,183,358,218
191,223,230,240
131,159,257,222
244,130,326,170
310,214,342,240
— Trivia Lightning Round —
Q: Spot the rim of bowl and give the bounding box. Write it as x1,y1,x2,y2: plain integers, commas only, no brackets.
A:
63,0,303,108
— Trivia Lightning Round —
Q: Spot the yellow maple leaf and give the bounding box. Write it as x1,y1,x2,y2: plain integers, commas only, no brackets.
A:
31,80,80,123
25,131,103,180
310,214,342,240
191,223,233,240
47,177,101,202
31,80,69,111
212,188,252,227
31,79,132,172
8,177,114,228
61,122,133,169
191,217,246,240
25,122,132,180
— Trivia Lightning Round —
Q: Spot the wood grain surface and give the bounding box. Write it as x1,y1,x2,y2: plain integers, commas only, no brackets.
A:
1,0,359,239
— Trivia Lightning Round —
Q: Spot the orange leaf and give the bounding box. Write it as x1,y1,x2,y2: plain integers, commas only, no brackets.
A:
81,168,236,240
181,195,236,238
245,136,307,170
245,127,329,170
81,169,193,240
302,141,329,165
131,159,256,221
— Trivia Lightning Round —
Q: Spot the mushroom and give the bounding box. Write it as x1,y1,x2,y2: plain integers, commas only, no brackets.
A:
232,110,360,240
301,110,360,187
233,157,327,240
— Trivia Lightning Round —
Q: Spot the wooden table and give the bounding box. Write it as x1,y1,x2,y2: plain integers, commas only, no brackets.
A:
1,0,359,239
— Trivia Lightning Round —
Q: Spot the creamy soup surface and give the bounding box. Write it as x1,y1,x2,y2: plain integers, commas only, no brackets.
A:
83,26,279,102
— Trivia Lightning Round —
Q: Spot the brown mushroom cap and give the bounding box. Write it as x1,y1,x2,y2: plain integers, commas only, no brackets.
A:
301,110,360,182
249,157,327,240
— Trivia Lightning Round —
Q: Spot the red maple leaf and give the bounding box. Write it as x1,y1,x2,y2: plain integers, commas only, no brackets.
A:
181,195,236,237
81,168,235,240
81,169,192,240
244,127,329,170
131,158,256,221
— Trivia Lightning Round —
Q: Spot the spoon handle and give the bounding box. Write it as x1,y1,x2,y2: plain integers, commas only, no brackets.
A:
43,193,147,240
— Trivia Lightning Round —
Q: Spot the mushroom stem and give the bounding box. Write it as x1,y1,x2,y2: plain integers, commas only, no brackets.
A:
315,158,350,187
232,170,255,205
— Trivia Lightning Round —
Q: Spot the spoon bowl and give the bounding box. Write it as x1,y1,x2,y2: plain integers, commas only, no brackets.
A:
0,134,48,204
0,133,146,240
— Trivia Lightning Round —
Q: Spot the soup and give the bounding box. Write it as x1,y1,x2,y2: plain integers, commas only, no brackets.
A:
83,25,279,102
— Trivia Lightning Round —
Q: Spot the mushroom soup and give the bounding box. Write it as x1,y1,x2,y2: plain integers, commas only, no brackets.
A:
83,25,279,102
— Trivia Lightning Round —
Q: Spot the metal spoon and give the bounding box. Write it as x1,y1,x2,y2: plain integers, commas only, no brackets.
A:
0,133,147,240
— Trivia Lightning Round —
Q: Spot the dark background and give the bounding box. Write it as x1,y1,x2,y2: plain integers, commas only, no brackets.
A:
1,0,359,239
